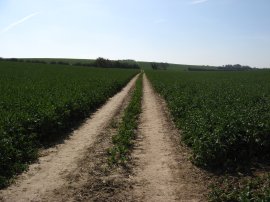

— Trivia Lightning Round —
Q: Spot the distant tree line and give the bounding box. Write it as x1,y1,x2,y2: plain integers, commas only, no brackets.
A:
188,67,213,71
72,58,139,69
0,58,65,65
151,62,169,70
217,64,253,71
92,57,140,69
188,64,255,71
0,57,140,69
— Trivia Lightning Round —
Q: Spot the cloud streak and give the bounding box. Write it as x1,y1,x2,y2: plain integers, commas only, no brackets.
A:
190,0,209,5
1,12,40,33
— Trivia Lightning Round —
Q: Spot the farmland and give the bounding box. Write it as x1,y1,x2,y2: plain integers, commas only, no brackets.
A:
147,70,270,200
1,58,270,201
0,61,138,187
147,70,270,170
109,74,142,165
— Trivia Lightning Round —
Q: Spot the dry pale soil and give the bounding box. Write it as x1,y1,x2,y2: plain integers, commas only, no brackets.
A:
0,73,210,202
130,75,209,202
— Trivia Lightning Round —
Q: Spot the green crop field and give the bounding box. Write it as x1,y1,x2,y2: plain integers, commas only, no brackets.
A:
147,69,270,200
0,61,138,187
1,58,270,200
147,70,270,171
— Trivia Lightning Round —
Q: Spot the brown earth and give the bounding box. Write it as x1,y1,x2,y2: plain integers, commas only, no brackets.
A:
130,74,209,202
0,75,138,202
43,74,137,202
0,73,211,202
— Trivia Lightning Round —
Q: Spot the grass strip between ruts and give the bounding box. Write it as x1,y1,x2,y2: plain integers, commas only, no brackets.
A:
109,74,143,165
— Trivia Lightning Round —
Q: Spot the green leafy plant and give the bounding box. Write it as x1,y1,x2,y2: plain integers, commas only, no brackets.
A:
147,70,270,171
109,74,142,165
0,60,139,188
209,175,270,202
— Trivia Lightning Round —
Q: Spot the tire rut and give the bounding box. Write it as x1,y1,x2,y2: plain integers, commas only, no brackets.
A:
0,73,210,202
131,74,208,202
0,75,139,202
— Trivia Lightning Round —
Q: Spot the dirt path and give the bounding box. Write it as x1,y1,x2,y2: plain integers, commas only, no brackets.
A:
42,76,136,202
131,74,208,202
0,75,138,202
0,73,210,202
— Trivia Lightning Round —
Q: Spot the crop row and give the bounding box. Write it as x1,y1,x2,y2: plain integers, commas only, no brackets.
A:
109,74,143,165
0,61,138,187
209,174,270,201
146,70,270,171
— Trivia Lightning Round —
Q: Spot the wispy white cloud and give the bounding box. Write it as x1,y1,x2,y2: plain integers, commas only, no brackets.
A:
1,12,40,33
190,0,209,5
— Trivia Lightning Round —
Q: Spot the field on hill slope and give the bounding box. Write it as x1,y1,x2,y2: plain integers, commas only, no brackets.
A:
138,61,217,71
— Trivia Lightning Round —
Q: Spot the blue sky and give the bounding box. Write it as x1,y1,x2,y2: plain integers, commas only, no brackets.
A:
0,0,269,67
